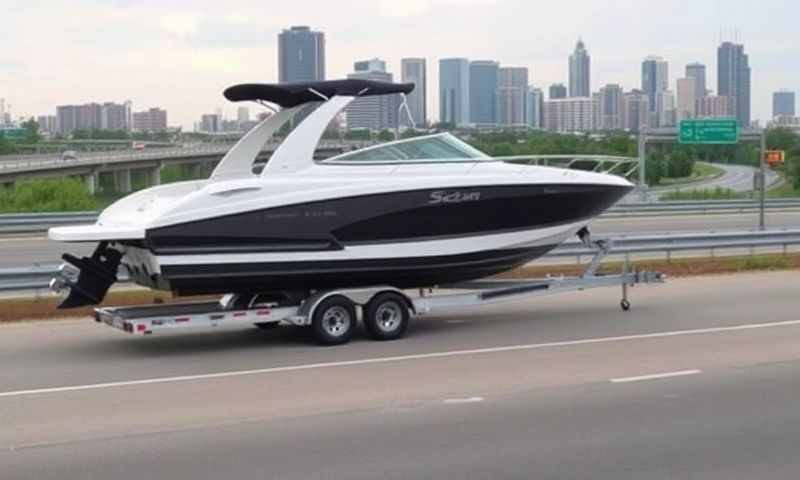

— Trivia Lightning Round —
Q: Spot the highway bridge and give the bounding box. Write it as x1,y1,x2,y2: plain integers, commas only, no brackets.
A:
0,141,365,193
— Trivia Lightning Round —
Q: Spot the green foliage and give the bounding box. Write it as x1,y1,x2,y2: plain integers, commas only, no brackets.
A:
21,118,41,144
377,129,395,141
400,129,428,139
0,179,97,213
343,129,371,140
0,136,15,155
661,187,742,201
646,151,665,186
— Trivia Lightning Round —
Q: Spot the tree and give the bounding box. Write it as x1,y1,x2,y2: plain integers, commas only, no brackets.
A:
377,129,395,142
0,136,15,155
645,151,665,186
21,118,41,144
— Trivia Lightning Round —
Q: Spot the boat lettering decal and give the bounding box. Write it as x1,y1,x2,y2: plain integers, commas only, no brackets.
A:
428,191,481,205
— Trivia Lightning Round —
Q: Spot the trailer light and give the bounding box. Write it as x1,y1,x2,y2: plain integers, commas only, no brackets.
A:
256,310,271,316
209,314,225,320
175,317,190,323
123,322,133,333
233,312,246,317
136,324,146,332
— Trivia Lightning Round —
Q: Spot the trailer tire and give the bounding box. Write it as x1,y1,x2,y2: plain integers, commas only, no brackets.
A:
363,292,410,341
311,296,356,346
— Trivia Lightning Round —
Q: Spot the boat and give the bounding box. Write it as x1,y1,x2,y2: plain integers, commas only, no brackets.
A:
49,79,633,308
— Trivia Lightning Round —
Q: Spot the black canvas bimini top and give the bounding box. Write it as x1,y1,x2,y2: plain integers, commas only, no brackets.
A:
223,79,415,107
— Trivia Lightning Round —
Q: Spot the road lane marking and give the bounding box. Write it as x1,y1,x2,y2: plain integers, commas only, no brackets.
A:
0,236,48,243
3,319,800,399
443,397,484,404
610,369,702,384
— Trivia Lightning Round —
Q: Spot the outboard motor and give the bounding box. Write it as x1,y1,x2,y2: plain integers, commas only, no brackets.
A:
50,242,122,308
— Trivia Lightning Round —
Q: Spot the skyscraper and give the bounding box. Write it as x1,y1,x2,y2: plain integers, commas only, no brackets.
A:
400,58,427,127
496,67,528,126
656,90,676,127
549,83,567,100
717,41,751,126
676,78,697,121
0,99,6,127
278,26,325,83
686,63,707,97
641,56,669,114
543,97,596,132
439,58,470,126
526,87,544,129
469,60,499,125
623,90,650,133
569,39,591,97
598,84,624,130
346,59,399,131
773,90,795,118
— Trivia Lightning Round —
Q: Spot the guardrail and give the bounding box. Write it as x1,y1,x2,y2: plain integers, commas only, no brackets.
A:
1,228,799,293
3,199,799,234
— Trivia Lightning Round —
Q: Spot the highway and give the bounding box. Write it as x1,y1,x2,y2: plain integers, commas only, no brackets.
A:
2,271,800,479
1,210,798,268
655,163,780,195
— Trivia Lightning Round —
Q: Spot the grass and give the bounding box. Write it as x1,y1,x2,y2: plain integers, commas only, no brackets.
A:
2,254,798,324
767,181,800,198
660,186,744,201
658,162,725,187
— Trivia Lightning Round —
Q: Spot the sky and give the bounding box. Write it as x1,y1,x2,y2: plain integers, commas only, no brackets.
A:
0,0,797,129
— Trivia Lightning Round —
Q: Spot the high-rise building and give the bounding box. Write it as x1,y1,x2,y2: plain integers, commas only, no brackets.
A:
56,102,131,135
676,77,697,121
101,101,132,131
641,56,669,114
598,84,624,130
496,67,528,126
0,99,6,127
686,63,707,97
278,26,325,83
695,95,732,118
718,41,751,126
345,58,400,131
526,87,544,129
199,113,220,133
439,58,470,126
469,60,499,125
656,90,676,127
549,83,567,99
543,97,596,132
569,39,591,97
401,58,427,127
237,107,250,124
623,90,650,133
132,108,168,132
36,115,57,134
773,90,796,118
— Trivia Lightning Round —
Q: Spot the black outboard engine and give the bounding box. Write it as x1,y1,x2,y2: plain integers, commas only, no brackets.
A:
50,242,122,308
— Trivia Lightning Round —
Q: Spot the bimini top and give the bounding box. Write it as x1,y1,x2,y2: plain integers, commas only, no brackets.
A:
223,79,415,108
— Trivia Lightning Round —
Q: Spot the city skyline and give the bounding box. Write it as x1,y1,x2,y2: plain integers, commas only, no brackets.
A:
0,1,796,128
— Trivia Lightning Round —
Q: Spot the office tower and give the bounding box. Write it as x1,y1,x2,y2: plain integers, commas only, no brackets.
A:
549,83,567,99
200,114,220,133
718,41,751,126
346,58,399,131
400,58,427,127
695,95,733,118
132,108,168,132
469,60,499,125
569,39,591,97
656,90,676,127
598,84,624,130
676,78,697,121
543,97,596,132
237,107,250,124
439,58,470,126
641,56,669,113
526,87,544,128
36,115,57,134
686,63,707,96
623,90,650,133
773,90,795,118
496,67,528,126
0,99,5,126
278,26,325,82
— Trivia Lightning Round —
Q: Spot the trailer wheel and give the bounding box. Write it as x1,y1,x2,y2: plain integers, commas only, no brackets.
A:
364,292,410,341
620,299,631,311
311,296,356,346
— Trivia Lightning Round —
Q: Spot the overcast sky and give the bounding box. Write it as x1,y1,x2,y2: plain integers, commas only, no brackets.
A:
0,0,796,129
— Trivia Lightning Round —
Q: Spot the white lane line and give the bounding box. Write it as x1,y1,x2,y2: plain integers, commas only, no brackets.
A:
2,319,800,399
0,236,48,243
443,397,484,404
610,369,702,384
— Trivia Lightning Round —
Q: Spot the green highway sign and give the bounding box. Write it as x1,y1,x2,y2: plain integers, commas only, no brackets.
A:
679,119,739,144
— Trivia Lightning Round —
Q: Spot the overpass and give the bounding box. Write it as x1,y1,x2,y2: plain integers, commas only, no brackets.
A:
0,140,368,193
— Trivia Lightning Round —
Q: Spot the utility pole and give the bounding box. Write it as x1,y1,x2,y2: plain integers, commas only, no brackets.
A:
759,130,766,230
638,128,647,201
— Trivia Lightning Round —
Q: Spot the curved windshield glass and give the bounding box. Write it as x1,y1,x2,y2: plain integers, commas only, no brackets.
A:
325,133,491,163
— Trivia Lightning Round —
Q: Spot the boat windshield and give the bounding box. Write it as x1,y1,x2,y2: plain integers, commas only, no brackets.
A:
324,133,491,163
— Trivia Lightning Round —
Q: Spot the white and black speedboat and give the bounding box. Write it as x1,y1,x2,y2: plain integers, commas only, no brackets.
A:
49,79,632,308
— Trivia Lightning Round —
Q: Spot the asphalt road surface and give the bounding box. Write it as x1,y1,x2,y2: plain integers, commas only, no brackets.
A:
655,163,780,196
2,271,800,479
1,211,799,268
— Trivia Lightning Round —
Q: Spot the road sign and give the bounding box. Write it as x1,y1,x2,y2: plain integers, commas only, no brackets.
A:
679,119,739,144
765,150,785,167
